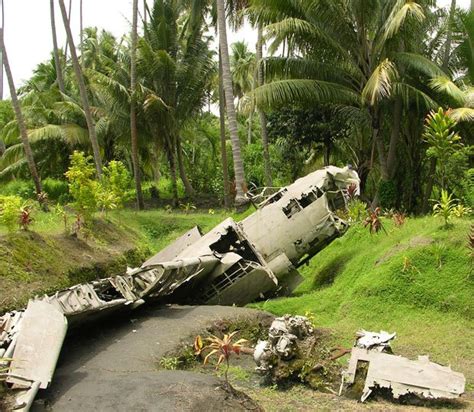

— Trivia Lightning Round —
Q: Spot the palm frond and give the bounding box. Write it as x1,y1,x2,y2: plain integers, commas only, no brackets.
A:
394,52,446,78
430,76,466,105
362,59,398,105
383,0,425,41
448,107,474,122
245,79,358,111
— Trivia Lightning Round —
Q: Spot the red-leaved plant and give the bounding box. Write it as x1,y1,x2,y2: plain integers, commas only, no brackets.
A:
392,212,406,227
19,204,34,230
364,207,386,234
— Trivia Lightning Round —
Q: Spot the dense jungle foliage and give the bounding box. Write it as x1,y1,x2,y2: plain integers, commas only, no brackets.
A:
0,0,472,223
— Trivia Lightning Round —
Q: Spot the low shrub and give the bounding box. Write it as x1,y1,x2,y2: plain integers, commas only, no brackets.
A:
0,180,35,199
0,195,22,232
42,178,70,202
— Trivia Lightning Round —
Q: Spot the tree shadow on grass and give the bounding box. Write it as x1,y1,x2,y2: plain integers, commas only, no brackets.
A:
310,251,356,291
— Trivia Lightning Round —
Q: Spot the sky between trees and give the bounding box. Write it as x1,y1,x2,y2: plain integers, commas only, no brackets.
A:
1,0,471,92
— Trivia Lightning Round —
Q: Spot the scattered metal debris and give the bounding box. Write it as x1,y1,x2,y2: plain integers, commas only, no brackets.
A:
340,330,466,402
254,315,314,371
0,166,359,410
355,330,396,352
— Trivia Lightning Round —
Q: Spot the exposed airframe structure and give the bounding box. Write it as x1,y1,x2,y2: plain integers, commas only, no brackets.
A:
0,166,360,411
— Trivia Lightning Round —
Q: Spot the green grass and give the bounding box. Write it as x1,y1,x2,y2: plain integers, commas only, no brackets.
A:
1,206,473,390
251,216,474,386
0,206,252,312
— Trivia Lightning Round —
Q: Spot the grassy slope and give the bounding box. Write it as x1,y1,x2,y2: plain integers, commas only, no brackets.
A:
1,208,473,390
252,216,474,388
0,208,250,313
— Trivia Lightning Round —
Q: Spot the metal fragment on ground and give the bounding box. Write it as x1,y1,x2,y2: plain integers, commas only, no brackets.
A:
355,329,396,352
342,347,466,402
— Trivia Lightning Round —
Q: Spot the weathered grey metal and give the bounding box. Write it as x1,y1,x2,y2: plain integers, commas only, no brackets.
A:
142,226,203,266
342,347,466,401
254,315,314,371
0,166,359,411
355,329,397,352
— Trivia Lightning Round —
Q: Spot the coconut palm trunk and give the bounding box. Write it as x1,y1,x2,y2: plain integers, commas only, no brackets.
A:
216,0,247,206
0,0,4,101
80,0,84,65
256,25,273,187
443,0,457,71
63,0,72,60
219,50,231,209
130,0,145,210
58,0,103,177
176,135,195,197
1,36,45,205
50,0,66,94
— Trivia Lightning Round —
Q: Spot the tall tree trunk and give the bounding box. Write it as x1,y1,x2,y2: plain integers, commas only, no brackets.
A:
247,109,253,145
370,107,386,208
443,0,457,71
216,0,247,206
143,0,147,26
176,134,195,197
130,0,144,210
1,36,45,205
80,0,83,66
59,0,102,177
323,138,331,166
50,0,66,94
422,158,436,213
165,137,178,207
0,0,4,100
256,25,273,187
63,0,72,60
386,96,402,179
219,50,231,209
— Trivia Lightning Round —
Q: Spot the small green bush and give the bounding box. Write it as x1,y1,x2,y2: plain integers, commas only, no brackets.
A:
101,161,132,208
65,151,98,220
0,195,22,232
347,199,367,222
0,180,35,199
65,152,132,221
378,180,396,209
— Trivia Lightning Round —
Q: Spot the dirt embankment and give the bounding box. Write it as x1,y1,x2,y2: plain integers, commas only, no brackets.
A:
0,219,150,313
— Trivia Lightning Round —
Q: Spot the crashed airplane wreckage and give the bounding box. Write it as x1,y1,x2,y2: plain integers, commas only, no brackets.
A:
0,166,359,410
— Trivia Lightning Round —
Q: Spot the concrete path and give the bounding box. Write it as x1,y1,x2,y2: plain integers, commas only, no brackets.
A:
32,305,269,412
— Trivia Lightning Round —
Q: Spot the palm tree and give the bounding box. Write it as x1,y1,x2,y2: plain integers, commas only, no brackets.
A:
80,0,84,65
256,25,272,187
58,0,103,177
217,0,247,206
0,0,4,101
230,41,255,144
50,0,66,94
63,0,72,60
130,0,145,210
249,0,436,195
0,35,45,205
219,49,231,208
138,0,215,203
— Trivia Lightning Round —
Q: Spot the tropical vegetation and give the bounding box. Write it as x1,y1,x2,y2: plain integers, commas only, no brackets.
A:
0,0,472,219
